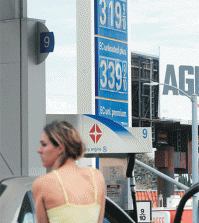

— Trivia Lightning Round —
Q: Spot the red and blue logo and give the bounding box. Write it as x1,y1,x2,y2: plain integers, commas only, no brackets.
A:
89,124,102,143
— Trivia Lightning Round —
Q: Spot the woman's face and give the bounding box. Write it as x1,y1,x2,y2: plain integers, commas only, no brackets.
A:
37,131,62,168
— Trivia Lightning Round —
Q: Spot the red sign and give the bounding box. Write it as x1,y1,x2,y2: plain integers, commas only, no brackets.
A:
153,209,192,223
169,209,192,223
89,124,102,143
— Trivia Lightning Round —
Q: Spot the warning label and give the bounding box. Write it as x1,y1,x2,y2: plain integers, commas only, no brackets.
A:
107,185,120,198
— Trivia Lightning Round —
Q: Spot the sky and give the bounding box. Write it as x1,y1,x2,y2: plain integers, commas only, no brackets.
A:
28,0,199,114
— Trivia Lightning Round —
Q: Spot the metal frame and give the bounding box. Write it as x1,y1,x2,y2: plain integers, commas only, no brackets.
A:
131,52,159,142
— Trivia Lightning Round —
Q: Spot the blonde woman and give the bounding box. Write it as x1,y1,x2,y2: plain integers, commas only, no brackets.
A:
32,121,106,223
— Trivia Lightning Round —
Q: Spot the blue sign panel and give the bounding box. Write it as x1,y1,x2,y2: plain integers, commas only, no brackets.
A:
96,99,128,127
95,36,128,101
40,32,55,53
95,0,127,41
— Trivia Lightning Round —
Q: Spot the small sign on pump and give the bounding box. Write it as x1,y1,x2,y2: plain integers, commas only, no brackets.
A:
40,32,54,53
37,21,55,64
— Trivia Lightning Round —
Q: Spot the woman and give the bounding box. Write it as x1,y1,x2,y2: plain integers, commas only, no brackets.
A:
32,121,106,223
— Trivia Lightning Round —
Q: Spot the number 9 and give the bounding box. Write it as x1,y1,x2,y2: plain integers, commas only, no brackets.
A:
44,36,50,48
143,129,147,138
115,2,121,29
116,63,122,91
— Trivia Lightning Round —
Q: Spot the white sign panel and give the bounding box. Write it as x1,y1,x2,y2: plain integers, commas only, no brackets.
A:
82,114,152,154
152,211,170,223
137,201,152,223
159,46,199,122
46,114,152,156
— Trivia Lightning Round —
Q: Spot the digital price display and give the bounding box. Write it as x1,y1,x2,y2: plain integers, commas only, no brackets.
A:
95,0,127,41
95,36,128,101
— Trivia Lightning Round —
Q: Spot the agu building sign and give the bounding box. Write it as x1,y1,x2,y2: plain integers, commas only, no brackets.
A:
159,46,199,123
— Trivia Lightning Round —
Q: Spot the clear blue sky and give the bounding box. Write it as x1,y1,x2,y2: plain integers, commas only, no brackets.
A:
28,0,199,114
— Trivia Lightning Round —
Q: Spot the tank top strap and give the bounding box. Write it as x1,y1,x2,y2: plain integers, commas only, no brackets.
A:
53,170,69,204
89,167,98,203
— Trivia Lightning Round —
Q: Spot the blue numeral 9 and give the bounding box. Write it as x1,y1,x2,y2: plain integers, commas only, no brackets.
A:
143,129,147,138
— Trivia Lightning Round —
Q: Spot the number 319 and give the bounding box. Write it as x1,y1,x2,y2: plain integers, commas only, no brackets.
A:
99,0,126,31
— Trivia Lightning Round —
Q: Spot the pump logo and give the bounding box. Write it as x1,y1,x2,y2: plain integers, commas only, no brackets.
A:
89,124,102,143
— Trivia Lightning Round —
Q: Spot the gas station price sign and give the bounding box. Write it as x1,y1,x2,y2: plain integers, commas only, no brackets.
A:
95,36,128,101
95,0,127,41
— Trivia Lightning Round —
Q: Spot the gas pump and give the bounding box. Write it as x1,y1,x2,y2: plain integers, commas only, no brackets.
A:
126,154,138,222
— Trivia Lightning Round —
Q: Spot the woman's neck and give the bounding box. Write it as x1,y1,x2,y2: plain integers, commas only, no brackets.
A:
53,158,77,170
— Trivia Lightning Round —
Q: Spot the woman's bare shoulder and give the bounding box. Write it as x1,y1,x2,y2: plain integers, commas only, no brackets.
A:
92,168,104,177
77,167,105,183
91,168,105,186
33,171,57,188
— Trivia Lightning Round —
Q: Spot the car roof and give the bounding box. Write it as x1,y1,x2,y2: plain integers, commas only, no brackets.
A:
1,177,122,203
0,176,37,189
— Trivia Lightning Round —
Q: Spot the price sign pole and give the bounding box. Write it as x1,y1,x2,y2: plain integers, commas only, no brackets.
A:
76,0,130,126
77,0,134,214
77,1,148,220
94,1,135,216
94,0,129,127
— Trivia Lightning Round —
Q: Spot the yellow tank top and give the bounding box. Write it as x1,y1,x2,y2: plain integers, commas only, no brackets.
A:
47,167,101,223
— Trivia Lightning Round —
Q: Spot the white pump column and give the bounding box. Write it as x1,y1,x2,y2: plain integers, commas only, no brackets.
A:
0,0,46,180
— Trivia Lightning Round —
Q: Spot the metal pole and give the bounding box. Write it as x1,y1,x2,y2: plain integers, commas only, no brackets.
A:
126,154,138,222
192,94,198,223
143,80,199,221
135,159,189,191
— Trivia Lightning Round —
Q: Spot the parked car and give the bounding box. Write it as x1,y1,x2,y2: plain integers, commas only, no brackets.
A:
0,176,135,223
